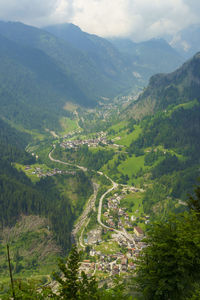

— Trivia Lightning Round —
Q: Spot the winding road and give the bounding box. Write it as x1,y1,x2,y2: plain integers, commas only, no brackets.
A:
49,145,87,172
49,145,135,245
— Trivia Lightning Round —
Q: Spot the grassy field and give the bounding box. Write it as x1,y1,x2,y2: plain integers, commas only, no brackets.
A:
118,154,146,176
121,192,144,217
114,125,142,147
101,152,146,186
120,192,146,231
94,241,121,255
14,162,52,182
108,121,127,133
59,117,79,135
167,99,199,117
107,122,142,147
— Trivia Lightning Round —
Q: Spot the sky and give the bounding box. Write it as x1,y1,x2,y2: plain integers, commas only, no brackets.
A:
0,0,199,41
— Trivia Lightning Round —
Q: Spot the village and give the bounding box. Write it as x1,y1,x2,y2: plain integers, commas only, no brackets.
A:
60,131,108,149
24,165,75,178
79,189,149,279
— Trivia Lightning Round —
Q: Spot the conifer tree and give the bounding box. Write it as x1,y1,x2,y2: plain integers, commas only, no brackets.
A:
187,183,200,214
52,244,99,300
135,210,200,299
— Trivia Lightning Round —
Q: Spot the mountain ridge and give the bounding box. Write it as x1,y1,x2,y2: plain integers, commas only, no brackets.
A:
127,51,200,119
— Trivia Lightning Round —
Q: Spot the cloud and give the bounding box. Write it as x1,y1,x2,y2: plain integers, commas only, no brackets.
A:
70,0,197,41
0,0,60,25
0,0,199,41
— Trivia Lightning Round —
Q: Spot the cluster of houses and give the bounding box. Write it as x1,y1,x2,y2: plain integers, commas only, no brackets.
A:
80,250,139,276
60,132,108,149
103,194,134,230
80,238,146,278
25,166,75,178
79,186,148,278
80,216,146,277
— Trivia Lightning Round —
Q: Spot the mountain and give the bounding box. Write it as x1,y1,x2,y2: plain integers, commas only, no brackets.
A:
120,53,200,215
0,21,185,131
108,37,183,81
0,21,140,102
129,52,200,118
44,24,183,84
0,33,89,131
170,24,200,58
44,23,142,89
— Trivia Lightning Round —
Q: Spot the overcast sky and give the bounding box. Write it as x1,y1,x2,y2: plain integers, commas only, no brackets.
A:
0,0,199,41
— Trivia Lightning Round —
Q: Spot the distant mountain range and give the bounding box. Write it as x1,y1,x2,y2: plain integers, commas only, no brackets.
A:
0,21,138,101
45,23,184,82
0,20,186,131
108,37,184,81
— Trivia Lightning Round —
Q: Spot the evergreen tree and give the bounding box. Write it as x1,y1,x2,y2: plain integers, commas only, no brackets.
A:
52,245,99,300
134,189,200,300
187,183,200,214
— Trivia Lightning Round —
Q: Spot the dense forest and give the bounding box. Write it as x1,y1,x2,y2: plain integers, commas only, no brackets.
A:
54,145,115,171
0,120,92,250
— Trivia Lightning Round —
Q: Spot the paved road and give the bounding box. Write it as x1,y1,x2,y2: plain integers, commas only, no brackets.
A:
97,179,118,229
96,172,135,243
49,146,135,244
49,145,87,172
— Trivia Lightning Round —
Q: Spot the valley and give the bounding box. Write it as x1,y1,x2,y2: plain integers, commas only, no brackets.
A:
12,104,148,281
0,19,199,298
7,80,198,283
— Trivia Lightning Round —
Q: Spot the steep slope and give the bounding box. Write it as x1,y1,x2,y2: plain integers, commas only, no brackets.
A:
44,23,138,90
0,215,61,289
0,118,92,250
109,37,183,81
129,52,200,119
0,21,139,102
106,54,200,217
0,34,89,131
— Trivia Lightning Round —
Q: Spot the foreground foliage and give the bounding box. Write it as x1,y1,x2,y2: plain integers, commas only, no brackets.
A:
4,245,131,299
135,185,200,300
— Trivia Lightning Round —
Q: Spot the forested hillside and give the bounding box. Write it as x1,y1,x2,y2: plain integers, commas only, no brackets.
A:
129,52,200,118
44,23,140,90
0,33,89,131
0,119,92,250
0,21,140,105
122,53,200,216
45,24,183,85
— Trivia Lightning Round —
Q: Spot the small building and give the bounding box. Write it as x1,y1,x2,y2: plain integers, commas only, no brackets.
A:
121,257,128,266
134,226,144,238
